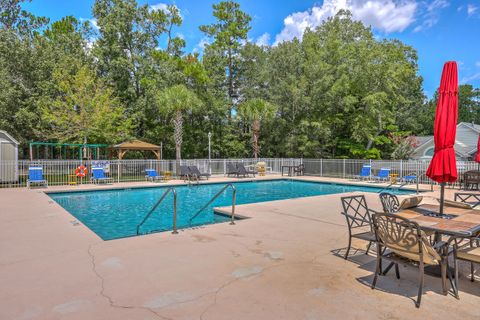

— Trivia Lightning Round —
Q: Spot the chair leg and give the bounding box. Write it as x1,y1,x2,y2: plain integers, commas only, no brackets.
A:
441,259,448,295
366,241,372,255
471,262,475,282
344,235,352,260
382,262,395,276
395,263,400,279
416,262,424,308
372,255,381,289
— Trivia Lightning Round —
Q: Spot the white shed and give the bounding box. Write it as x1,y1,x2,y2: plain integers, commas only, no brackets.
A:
0,130,19,182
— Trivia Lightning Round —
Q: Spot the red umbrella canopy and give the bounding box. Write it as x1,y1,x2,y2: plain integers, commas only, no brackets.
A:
475,135,480,163
426,61,459,183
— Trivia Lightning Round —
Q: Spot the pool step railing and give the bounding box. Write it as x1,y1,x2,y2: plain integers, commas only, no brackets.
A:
189,183,237,225
136,187,178,235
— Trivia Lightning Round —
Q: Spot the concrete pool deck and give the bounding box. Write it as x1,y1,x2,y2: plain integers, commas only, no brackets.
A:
1,176,479,319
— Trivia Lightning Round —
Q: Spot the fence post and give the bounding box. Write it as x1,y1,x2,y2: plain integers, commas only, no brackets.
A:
320,159,323,177
400,159,403,179
343,159,346,178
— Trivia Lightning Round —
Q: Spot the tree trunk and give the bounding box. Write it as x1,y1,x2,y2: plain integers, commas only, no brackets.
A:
252,119,260,159
173,110,183,161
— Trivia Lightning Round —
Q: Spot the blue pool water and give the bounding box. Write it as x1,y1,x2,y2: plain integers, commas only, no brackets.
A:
48,179,413,240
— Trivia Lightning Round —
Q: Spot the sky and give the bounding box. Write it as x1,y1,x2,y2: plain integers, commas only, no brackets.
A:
23,0,480,97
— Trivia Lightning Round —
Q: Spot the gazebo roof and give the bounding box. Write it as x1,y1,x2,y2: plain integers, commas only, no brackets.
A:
111,140,160,151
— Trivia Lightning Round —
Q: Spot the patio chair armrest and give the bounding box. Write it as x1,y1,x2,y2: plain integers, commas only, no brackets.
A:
367,209,382,215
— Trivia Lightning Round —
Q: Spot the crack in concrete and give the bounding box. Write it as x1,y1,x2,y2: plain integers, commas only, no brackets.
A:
87,245,173,320
198,251,332,320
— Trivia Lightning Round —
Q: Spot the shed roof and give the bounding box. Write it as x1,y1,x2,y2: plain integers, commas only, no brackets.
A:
0,130,19,145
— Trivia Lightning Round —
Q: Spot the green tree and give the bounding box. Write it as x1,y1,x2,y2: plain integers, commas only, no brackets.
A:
238,98,276,158
200,1,251,106
157,84,202,161
39,64,132,143
458,84,480,123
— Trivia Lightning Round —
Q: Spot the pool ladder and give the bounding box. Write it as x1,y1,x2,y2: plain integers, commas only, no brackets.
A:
189,183,237,226
136,187,178,235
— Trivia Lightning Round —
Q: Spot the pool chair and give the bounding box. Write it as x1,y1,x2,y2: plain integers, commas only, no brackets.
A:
353,165,371,180
399,173,417,184
91,167,113,184
145,169,163,182
27,166,48,188
179,165,195,182
372,168,391,182
237,163,256,178
226,163,239,177
188,166,210,180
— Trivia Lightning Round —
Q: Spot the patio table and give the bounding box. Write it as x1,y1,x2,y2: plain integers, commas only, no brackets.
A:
395,204,480,295
395,204,480,237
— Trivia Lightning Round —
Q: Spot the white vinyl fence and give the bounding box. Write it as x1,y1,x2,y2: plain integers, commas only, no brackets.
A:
0,157,476,188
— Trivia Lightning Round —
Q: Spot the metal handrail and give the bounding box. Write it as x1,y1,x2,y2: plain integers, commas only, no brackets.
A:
136,187,178,235
189,183,237,225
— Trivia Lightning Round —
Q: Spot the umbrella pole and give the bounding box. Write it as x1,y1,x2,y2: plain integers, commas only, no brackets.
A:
439,183,445,216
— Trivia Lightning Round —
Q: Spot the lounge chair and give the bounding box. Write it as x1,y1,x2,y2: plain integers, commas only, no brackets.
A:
179,165,195,181
353,165,371,180
27,166,48,188
91,167,113,184
399,174,417,184
237,163,256,178
188,165,210,180
145,169,163,182
372,168,390,182
371,212,456,307
226,163,239,177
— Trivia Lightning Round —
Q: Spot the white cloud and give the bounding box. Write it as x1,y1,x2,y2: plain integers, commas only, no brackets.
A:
467,4,478,16
255,33,271,46
274,0,418,45
413,0,449,32
150,3,168,12
476,61,480,67
461,72,480,83
80,18,99,30
193,37,210,53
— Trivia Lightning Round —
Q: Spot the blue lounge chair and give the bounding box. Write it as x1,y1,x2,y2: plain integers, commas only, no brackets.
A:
354,165,371,180
145,169,163,182
400,174,417,184
372,168,391,182
91,167,113,184
27,166,48,188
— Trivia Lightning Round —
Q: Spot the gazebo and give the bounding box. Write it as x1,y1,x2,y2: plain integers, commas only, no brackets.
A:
110,140,162,160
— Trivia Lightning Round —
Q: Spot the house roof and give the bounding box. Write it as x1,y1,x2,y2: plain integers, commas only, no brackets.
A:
111,140,160,150
414,135,433,148
413,122,480,158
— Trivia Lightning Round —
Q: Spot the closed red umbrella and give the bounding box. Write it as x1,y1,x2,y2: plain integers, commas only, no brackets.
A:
426,61,458,215
475,135,480,163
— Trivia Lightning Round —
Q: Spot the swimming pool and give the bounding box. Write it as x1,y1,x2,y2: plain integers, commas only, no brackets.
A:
48,179,414,240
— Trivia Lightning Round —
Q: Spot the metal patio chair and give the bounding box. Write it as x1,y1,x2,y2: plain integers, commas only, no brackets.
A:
454,237,480,285
340,195,378,259
379,192,400,214
454,192,480,209
371,213,456,308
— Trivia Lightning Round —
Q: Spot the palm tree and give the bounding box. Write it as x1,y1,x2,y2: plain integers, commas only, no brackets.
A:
238,98,277,159
157,84,202,161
